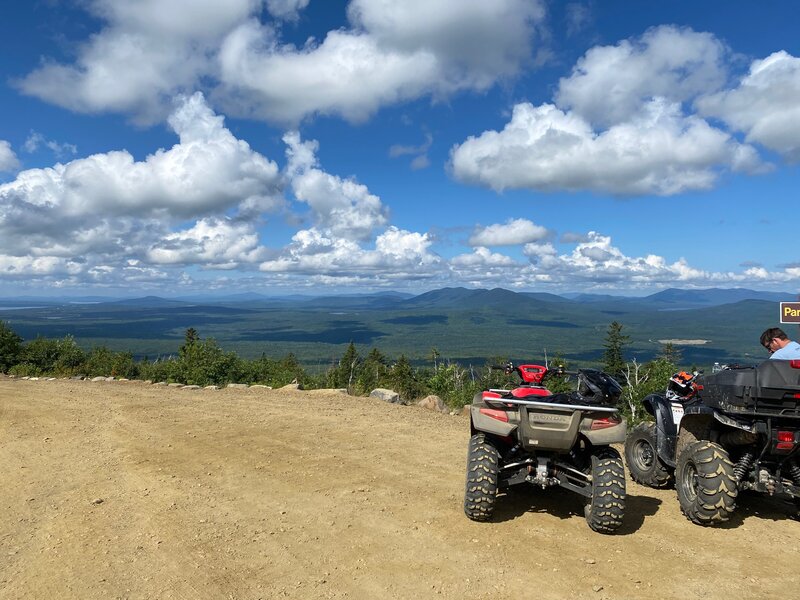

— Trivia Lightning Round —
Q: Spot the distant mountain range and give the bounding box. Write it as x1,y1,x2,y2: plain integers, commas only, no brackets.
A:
1,286,795,369
2,286,793,310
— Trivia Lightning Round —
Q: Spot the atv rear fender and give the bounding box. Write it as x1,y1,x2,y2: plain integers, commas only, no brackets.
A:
470,405,517,437
580,419,627,446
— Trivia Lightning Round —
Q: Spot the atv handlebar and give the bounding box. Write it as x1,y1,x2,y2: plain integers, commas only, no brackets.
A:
488,363,621,403
490,362,573,381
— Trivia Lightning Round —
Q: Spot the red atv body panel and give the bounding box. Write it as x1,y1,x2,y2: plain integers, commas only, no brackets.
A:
516,364,547,384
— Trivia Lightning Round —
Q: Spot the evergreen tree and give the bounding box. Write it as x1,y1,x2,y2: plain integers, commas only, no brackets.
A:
180,328,199,357
602,321,629,380
336,342,361,392
357,347,388,393
658,342,682,365
0,320,23,372
390,354,421,401
279,352,305,385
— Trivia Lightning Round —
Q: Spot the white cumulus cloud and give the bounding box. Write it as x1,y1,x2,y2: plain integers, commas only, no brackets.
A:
347,0,544,90
449,25,794,196
259,226,440,284
469,218,550,246
0,93,282,282
0,93,280,226
556,25,729,128
147,218,266,267
696,51,800,162
17,0,259,123
17,0,546,125
266,0,310,21
284,131,388,241
450,100,762,196
0,141,20,173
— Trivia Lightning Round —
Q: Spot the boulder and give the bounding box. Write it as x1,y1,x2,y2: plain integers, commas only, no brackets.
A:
370,388,401,404
417,395,446,413
279,382,302,390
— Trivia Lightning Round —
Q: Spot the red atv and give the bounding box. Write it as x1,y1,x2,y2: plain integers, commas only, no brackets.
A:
464,362,627,533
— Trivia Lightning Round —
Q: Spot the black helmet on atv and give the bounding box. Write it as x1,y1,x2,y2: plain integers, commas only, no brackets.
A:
578,369,623,405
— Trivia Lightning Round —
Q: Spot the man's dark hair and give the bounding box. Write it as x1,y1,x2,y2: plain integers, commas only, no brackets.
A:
760,327,788,347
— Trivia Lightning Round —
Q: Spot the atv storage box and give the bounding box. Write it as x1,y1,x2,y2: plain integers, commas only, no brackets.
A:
696,360,800,416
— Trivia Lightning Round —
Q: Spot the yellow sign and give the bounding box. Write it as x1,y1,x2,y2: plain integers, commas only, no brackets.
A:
780,302,800,323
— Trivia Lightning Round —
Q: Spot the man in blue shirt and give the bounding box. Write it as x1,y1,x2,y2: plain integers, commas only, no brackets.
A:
760,327,800,359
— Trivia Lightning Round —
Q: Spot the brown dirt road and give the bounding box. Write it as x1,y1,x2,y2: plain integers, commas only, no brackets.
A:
2,376,799,599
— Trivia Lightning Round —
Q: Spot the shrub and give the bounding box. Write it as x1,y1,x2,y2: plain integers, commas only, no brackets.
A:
12,335,85,377
177,337,244,386
84,346,139,378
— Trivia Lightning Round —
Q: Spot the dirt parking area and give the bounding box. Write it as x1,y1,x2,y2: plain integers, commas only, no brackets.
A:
1,376,799,599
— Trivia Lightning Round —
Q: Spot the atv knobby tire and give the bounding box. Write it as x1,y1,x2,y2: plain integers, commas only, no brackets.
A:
625,422,673,488
584,447,626,534
676,440,738,525
464,433,500,521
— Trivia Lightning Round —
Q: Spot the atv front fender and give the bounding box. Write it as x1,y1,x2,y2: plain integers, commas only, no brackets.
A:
642,394,679,467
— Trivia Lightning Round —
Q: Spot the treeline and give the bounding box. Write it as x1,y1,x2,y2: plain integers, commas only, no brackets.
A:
0,320,680,417
0,322,510,407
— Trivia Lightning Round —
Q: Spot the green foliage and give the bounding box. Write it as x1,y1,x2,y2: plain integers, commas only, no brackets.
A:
83,346,139,378
327,342,361,392
542,354,574,394
355,347,389,394
619,357,678,423
0,320,23,372
390,354,423,402
175,336,245,386
10,335,85,377
425,360,481,408
602,321,629,380
139,356,181,384
2,321,685,421
246,352,309,388
278,353,308,387
658,342,682,364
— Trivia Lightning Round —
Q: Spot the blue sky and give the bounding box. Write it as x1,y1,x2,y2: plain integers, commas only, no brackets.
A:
0,0,798,297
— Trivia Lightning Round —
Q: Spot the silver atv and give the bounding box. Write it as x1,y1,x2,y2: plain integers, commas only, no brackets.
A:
464,364,627,534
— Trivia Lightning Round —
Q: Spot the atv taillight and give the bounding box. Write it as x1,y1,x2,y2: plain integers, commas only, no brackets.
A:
590,415,621,430
790,360,800,369
479,408,509,423
776,430,796,451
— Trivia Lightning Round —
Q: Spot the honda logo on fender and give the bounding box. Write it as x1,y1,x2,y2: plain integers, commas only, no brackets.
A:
780,302,800,323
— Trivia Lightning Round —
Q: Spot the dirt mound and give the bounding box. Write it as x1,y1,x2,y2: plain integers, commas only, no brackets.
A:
2,377,799,599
